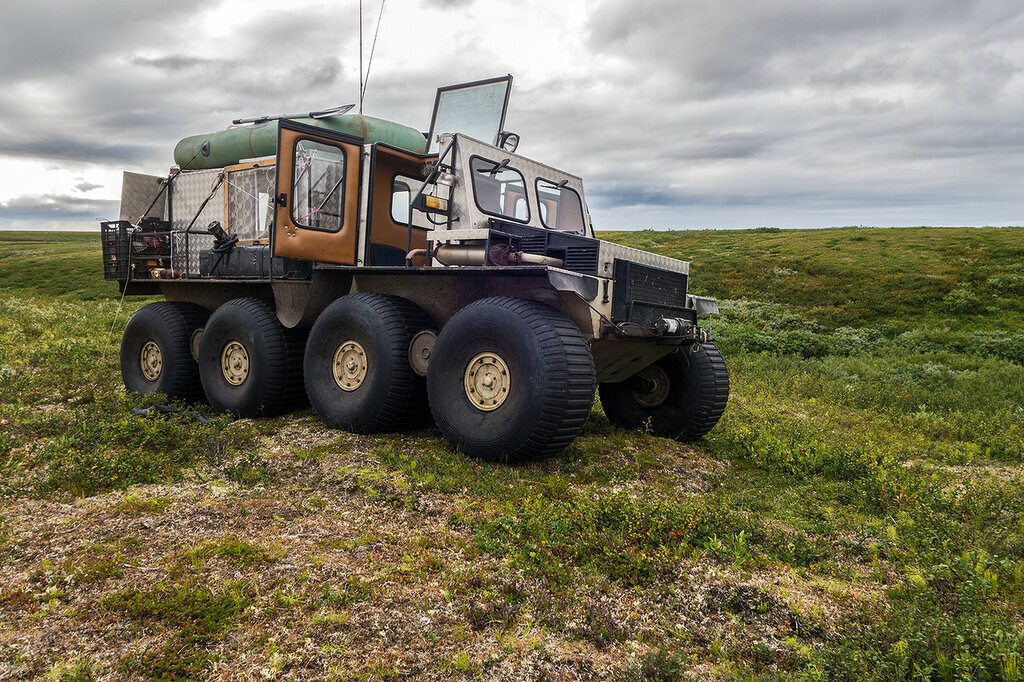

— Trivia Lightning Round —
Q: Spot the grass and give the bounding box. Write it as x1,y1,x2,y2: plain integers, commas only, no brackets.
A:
1,227,1023,679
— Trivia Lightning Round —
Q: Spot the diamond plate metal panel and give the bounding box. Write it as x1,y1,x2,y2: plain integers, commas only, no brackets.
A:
170,169,224,275
597,241,689,279
119,171,167,223
171,232,215,275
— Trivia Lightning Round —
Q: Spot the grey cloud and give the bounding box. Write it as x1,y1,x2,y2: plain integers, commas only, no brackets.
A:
0,1,212,79
0,194,119,227
422,0,475,8
294,58,344,89
2,1,1023,231
588,1,1024,99
0,132,160,165
73,181,104,193
131,55,231,72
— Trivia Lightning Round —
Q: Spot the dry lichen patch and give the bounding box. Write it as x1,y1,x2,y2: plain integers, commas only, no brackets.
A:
0,425,843,679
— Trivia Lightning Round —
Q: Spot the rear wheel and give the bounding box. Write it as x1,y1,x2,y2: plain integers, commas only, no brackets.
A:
427,297,596,462
198,298,306,416
120,301,209,400
304,293,432,432
599,342,729,441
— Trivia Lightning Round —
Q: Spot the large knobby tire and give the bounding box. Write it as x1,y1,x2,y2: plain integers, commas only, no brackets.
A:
198,298,307,417
427,297,596,462
599,342,729,441
304,293,432,433
120,301,209,400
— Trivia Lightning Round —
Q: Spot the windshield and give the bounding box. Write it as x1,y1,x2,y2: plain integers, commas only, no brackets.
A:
536,179,585,234
470,157,529,222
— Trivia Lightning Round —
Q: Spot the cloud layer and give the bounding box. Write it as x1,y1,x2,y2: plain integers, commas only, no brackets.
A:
1,0,1022,229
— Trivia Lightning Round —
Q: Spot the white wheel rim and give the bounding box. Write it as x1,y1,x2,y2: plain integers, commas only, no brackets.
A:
140,341,163,382
333,340,367,391
221,341,250,386
464,352,511,411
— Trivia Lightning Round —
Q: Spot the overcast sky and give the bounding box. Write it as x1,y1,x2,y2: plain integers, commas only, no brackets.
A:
1,0,1022,230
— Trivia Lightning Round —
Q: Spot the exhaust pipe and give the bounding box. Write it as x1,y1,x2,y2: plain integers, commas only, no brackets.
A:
406,243,564,268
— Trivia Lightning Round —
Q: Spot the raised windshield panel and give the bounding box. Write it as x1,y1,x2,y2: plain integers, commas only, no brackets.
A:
537,180,585,234
292,139,346,232
428,76,512,153
470,157,529,222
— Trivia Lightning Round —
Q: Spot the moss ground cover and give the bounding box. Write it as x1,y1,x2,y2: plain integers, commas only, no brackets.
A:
1,227,1022,679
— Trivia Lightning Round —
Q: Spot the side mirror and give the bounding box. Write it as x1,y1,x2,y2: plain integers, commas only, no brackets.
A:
498,131,520,153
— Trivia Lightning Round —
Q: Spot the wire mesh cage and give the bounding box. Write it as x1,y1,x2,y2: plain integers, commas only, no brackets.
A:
227,165,275,242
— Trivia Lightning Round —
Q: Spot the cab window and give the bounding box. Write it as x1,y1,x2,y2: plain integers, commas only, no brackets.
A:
292,139,346,232
470,156,529,222
536,179,585,234
391,176,412,225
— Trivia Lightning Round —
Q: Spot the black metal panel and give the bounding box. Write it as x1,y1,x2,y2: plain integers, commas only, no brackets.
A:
488,220,599,275
628,302,696,328
611,260,689,323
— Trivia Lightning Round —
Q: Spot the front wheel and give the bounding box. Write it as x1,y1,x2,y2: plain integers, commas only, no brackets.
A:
427,297,596,462
599,342,729,441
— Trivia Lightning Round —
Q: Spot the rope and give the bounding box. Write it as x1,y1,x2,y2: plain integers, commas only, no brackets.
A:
107,277,130,344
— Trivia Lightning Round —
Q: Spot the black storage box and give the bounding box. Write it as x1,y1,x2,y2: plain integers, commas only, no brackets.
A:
199,245,311,280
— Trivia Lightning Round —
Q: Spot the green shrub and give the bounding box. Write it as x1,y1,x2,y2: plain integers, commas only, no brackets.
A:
826,551,1024,680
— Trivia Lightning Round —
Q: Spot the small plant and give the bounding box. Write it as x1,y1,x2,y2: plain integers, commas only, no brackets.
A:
44,659,94,682
222,454,274,486
616,648,689,682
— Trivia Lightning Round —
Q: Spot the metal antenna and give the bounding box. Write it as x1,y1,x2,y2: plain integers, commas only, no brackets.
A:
360,0,387,109
358,0,364,115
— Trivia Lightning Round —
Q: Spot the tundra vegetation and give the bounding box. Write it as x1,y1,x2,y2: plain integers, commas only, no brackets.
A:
1,227,1022,680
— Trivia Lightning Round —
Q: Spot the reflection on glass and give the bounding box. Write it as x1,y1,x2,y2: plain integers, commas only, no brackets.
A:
293,140,346,231
471,157,529,222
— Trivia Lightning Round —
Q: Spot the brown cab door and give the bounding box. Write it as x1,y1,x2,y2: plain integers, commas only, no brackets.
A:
273,120,363,265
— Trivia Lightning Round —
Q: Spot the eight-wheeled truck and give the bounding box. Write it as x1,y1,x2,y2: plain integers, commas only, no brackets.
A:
101,76,729,461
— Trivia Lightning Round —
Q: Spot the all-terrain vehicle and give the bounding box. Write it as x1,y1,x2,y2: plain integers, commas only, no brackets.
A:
101,76,728,461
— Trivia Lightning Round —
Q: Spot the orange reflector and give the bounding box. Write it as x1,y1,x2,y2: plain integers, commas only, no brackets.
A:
424,195,448,211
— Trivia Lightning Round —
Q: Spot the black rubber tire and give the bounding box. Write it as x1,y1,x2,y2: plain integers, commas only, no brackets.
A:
197,298,307,417
427,297,596,462
599,342,729,441
120,301,209,400
304,293,432,433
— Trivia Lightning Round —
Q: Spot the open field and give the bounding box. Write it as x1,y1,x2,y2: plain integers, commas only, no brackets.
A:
1,227,1023,680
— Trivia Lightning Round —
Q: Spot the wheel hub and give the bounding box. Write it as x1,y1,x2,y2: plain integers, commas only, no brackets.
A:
464,352,510,411
221,341,250,386
631,364,670,408
333,340,367,391
139,340,163,382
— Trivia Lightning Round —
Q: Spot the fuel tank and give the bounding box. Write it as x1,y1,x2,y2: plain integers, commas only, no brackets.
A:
173,115,427,170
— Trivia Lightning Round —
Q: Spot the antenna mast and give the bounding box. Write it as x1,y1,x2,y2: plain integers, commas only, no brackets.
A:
358,0,364,114
358,0,386,115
